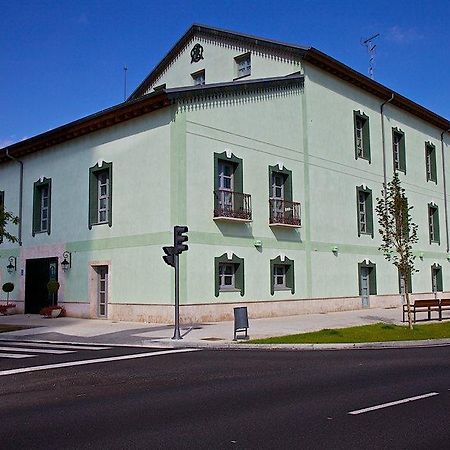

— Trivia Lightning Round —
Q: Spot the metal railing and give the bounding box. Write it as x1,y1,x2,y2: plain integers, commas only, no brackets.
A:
214,190,252,221
269,199,301,226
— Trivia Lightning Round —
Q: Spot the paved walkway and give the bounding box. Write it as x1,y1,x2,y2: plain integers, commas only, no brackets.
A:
0,306,404,347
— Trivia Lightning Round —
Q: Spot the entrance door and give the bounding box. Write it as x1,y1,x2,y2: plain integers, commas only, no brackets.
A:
96,266,108,318
360,267,370,308
25,258,58,314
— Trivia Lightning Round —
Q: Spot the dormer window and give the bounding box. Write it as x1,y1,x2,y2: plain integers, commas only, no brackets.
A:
235,53,251,79
191,69,205,86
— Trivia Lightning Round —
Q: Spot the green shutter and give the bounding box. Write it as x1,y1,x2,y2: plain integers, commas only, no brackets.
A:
357,263,362,295
363,117,371,162
0,191,4,243
46,178,52,235
400,133,406,173
107,164,113,228
431,146,437,183
437,267,443,292
366,189,373,237
214,256,221,297
270,258,275,295
32,181,41,236
369,265,377,295
435,206,440,245
235,257,244,297
356,187,361,237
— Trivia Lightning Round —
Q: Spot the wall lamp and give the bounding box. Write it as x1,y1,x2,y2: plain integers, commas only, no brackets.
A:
61,251,72,272
6,256,17,274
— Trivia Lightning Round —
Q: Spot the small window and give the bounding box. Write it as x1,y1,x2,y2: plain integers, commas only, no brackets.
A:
235,53,251,79
356,186,373,237
431,264,443,292
425,142,437,183
353,111,370,162
32,178,51,236
191,69,205,86
270,257,295,295
89,162,112,229
214,253,244,297
392,128,406,173
428,203,440,244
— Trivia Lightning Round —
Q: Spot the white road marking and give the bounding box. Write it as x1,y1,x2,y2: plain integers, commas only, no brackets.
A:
0,346,73,354
0,342,110,351
0,348,200,376
0,353,36,359
348,392,439,415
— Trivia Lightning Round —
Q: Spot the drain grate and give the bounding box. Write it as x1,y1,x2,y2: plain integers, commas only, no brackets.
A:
201,337,225,341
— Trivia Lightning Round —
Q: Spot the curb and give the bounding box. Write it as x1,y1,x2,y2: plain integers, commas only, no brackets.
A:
0,336,449,351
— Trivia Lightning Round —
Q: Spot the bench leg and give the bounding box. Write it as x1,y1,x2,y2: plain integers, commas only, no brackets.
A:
439,306,442,321
428,307,431,320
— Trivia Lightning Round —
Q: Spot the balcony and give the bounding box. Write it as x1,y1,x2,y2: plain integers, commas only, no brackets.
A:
214,190,252,222
269,199,301,227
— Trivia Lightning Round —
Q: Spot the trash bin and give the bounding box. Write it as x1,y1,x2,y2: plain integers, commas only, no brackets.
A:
233,307,249,341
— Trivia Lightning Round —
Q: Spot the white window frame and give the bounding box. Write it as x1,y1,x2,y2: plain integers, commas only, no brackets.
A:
40,185,49,232
97,171,110,224
191,69,205,86
96,265,108,318
429,206,437,242
355,117,364,157
393,133,401,170
358,191,367,234
219,263,235,290
273,264,287,289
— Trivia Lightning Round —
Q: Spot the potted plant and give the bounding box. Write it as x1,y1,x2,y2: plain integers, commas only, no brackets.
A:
41,280,63,317
0,282,16,315
40,305,65,318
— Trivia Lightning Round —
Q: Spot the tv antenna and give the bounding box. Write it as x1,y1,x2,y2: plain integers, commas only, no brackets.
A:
361,33,380,80
123,66,128,101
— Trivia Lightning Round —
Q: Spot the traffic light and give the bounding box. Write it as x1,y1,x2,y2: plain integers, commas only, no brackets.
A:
174,225,188,254
162,246,176,268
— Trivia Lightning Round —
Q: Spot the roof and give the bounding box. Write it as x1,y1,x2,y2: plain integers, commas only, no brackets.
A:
0,74,303,164
130,24,449,131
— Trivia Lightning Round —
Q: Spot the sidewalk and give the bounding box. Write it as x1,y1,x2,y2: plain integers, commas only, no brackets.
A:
0,306,405,348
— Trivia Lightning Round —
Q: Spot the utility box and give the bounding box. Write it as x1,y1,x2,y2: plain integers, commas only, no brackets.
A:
233,307,249,341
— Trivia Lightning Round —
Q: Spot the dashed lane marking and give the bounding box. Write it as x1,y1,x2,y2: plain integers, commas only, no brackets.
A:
0,346,73,355
0,348,200,376
348,392,439,415
0,342,110,351
0,353,36,359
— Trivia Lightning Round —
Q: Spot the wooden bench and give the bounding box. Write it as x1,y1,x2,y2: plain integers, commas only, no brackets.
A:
403,299,450,322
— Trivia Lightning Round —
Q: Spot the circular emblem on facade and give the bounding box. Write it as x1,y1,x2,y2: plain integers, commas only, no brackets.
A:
190,43,204,63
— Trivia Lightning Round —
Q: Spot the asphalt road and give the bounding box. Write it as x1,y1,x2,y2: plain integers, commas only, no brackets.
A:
0,341,449,449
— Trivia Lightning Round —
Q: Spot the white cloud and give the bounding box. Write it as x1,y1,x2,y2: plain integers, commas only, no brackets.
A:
386,26,423,44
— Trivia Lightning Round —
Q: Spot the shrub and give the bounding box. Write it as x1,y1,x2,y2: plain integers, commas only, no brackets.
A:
2,282,14,293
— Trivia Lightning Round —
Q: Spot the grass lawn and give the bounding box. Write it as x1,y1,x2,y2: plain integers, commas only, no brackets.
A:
0,325,30,333
249,322,450,344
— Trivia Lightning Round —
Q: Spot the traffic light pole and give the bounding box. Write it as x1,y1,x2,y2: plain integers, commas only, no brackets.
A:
172,253,182,340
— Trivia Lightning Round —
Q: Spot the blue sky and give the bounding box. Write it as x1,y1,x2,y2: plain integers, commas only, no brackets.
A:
1,0,449,147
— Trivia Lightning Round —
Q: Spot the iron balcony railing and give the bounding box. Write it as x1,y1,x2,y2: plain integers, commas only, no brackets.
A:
214,190,252,221
269,199,301,226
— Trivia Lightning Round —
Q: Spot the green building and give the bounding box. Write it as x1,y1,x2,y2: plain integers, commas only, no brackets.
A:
1,25,449,322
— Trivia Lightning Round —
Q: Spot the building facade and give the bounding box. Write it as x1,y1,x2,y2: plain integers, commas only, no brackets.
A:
1,25,449,322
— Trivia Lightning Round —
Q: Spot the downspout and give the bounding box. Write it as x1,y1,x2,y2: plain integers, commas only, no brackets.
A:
5,149,23,246
380,93,395,189
441,128,450,252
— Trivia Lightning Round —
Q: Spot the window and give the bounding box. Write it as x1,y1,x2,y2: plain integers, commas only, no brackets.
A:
96,266,108,317
270,256,295,294
358,261,377,296
0,191,4,243
213,152,251,221
235,53,251,79
431,264,443,293
356,186,373,237
392,128,406,173
89,162,112,229
214,253,244,296
32,178,51,236
428,203,440,244
191,69,205,86
353,111,370,162
425,142,437,183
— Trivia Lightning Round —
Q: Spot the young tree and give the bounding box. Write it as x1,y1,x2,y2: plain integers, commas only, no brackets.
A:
0,208,20,243
376,171,418,329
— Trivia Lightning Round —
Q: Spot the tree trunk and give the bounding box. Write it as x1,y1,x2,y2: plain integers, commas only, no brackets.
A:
404,277,413,330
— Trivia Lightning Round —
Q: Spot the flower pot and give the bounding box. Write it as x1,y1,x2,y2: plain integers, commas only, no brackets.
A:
5,306,16,315
51,309,62,318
